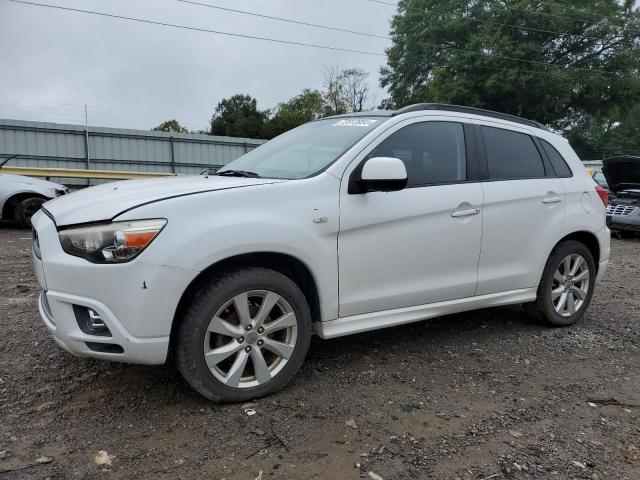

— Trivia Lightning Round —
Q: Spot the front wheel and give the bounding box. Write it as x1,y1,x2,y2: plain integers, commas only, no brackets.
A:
175,267,312,402
527,240,596,326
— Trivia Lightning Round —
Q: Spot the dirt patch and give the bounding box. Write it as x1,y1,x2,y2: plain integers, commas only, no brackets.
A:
1,223,639,479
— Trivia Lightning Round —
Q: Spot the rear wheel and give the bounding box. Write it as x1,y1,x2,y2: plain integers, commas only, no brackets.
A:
14,197,46,228
175,267,312,402
527,240,596,326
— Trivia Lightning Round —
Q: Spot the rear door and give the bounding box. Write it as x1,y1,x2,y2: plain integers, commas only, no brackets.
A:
475,123,565,295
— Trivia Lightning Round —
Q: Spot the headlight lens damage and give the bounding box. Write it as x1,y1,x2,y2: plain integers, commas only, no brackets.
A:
59,219,167,263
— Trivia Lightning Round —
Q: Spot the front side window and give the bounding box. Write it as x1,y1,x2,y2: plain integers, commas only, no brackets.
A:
482,126,545,180
218,117,384,179
368,121,467,186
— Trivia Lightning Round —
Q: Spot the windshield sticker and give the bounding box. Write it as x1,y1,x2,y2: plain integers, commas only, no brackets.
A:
332,119,378,127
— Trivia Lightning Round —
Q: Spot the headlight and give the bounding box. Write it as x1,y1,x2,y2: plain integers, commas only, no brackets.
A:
59,219,167,263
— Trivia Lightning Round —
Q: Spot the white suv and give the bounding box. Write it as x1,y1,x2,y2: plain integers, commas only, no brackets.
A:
31,104,610,402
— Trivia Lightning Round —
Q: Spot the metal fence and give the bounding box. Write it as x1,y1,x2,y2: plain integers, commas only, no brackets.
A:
0,119,266,186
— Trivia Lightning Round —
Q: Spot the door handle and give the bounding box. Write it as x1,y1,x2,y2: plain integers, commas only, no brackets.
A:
451,207,480,218
542,196,563,204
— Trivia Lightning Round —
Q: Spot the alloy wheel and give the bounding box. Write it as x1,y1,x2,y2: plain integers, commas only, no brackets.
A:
551,254,590,317
203,290,298,388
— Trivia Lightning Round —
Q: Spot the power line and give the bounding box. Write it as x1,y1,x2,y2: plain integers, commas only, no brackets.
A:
0,98,210,127
5,0,635,78
177,0,388,40
4,0,385,57
184,0,632,46
361,0,637,45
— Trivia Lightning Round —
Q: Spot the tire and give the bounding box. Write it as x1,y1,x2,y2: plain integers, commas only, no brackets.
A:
14,197,46,228
175,267,312,402
526,240,596,327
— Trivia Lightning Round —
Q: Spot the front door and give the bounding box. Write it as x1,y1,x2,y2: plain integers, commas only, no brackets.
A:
338,118,484,318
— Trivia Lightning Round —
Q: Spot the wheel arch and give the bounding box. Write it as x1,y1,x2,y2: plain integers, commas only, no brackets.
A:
169,251,321,356
1,191,50,221
546,230,601,278
557,230,600,265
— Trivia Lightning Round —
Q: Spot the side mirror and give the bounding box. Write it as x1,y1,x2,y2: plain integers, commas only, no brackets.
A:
352,156,408,193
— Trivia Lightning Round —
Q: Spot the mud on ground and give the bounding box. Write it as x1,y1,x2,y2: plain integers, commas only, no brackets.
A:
1,225,639,479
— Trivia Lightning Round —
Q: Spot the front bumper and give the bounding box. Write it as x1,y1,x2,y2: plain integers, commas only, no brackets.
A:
31,211,198,365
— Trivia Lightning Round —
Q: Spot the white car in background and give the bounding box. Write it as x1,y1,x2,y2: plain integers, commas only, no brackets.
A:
0,170,69,227
31,104,610,402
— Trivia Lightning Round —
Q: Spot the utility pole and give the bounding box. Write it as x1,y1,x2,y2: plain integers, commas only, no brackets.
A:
84,104,91,186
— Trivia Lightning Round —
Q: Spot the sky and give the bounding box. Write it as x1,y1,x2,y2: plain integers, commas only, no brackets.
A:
0,0,394,132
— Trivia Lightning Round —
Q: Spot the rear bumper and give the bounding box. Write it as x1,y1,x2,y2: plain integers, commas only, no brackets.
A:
31,210,198,365
594,226,610,285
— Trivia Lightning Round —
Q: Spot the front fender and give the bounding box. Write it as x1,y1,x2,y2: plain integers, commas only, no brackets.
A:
115,177,341,321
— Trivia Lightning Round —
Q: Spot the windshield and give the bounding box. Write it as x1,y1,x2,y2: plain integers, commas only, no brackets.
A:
217,117,384,179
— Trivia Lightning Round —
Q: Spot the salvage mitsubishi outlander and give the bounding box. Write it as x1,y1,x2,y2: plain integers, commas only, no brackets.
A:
31,104,610,402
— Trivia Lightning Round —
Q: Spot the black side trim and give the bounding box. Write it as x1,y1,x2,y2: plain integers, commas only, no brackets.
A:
531,136,554,177
463,123,481,182
473,124,489,181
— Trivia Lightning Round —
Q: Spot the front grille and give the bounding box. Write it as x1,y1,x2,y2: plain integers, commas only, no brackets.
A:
607,204,637,216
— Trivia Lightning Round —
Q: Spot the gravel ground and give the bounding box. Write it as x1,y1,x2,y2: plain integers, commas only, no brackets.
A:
1,224,639,480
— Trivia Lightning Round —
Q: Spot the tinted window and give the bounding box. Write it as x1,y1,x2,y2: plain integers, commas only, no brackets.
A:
482,126,545,180
369,122,466,186
540,139,572,177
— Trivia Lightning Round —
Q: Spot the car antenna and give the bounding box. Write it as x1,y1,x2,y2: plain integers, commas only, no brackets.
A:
0,154,19,170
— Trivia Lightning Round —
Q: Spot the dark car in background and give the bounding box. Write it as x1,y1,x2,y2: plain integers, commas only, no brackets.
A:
603,156,640,234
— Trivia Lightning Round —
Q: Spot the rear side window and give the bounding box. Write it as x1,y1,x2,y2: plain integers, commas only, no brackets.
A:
540,139,572,177
368,121,467,187
482,126,545,180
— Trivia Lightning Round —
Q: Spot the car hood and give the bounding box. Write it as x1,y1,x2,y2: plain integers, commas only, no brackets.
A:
44,175,286,227
602,156,640,193
0,172,66,191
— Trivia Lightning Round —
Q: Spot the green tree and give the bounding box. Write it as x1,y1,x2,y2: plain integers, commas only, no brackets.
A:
266,89,326,137
210,94,268,138
152,119,188,133
380,0,640,155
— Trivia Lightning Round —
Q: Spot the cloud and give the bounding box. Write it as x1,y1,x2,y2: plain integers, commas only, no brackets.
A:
0,0,392,131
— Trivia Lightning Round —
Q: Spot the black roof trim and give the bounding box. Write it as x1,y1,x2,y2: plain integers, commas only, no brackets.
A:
393,103,548,130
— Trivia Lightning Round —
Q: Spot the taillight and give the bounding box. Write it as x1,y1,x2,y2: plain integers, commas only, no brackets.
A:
595,186,608,207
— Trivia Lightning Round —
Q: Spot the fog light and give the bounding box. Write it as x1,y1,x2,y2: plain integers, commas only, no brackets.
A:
73,305,112,337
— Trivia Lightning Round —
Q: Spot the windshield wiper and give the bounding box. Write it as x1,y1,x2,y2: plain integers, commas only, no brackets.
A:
213,169,261,178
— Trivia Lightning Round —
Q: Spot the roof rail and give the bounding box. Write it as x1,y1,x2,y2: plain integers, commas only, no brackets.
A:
393,103,548,130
